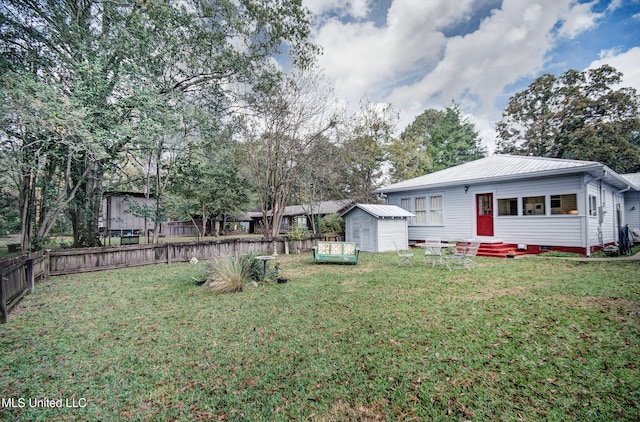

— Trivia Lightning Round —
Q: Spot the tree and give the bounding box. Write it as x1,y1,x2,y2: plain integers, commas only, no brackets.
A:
338,98,398,202
0,73,98,250
239,69,338,239
387,103,487,183
1,0,318,249
170,130,253,239
495,65,640,173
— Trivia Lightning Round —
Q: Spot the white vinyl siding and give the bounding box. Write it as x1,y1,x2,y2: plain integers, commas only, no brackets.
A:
344,207,410,252
386,173,627,250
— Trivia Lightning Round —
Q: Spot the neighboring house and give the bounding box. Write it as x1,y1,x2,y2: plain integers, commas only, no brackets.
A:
341,204,415,252
100,192,155,237
621,173,640,230
246,200,353,234
375,155,640,256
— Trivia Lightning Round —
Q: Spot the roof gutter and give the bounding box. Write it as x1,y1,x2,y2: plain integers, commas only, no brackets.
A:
617,185,631,194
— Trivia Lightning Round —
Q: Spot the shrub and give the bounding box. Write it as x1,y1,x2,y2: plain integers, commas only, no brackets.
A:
286,226,308,241
319,213,344,233
207,253,260,294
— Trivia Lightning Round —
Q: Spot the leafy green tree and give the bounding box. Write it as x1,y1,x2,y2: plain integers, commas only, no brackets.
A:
1,0,318,249
387,103,486,183
0,73,97,250
0,181,20,235
170,132,253,240
338,98,398,202
239,69,337,239
495,65,640,173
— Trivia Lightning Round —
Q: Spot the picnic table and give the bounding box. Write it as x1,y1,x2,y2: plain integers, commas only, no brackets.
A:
416,241,454,267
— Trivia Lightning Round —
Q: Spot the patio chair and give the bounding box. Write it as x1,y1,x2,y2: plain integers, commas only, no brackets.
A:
444,240,480,270
394,241,414,266
423,239,443,267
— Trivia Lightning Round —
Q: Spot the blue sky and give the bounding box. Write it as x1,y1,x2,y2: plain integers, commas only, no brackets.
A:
302,0,640,150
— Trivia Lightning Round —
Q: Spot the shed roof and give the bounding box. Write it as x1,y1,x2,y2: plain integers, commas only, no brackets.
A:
341,204,415,219
376,155,635,193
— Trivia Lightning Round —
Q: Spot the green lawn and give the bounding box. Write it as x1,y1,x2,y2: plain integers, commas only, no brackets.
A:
1,253,639,420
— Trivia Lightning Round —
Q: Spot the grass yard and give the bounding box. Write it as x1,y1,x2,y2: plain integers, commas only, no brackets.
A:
1,253,639,421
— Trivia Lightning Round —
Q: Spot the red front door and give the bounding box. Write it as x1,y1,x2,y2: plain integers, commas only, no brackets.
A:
476,193,494,236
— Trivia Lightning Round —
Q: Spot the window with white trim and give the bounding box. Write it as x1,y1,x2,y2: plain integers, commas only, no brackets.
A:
415,197,427,224
430,195,443,225
498,198,518,216
550,194,578,215
523,196,545,215
400,198,411,212
589,195,598,217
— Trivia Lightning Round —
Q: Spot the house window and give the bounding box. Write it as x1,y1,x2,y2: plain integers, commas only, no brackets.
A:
589,195,598,217
550,194,578,215
400,198,412,224
430,195,443,225
498,198,518,216
523,196,545,215
415,197,427,224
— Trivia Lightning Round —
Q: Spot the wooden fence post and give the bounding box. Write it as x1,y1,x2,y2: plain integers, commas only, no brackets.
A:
166,243,171,264
27,255,34,293
1,276,7,324
44,250,50,280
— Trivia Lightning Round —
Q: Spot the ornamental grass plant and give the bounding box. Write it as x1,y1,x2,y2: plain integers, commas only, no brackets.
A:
207,253,262,294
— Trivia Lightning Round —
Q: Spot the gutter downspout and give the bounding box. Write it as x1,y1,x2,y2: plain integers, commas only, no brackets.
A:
617,185,631,195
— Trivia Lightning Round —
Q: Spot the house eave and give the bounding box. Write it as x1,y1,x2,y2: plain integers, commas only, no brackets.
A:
376,163,634,194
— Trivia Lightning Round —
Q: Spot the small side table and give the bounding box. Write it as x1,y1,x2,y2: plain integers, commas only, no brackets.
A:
255,255,275,279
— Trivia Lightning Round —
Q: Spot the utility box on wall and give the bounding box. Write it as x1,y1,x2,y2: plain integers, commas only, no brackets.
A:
341,204,415,252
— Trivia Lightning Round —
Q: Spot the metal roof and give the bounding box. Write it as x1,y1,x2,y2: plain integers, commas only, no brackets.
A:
341,204,415,219
622,173,640,188
246,200,353,219
376,155,635,193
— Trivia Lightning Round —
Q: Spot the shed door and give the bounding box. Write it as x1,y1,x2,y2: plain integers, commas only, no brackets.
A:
476,193,494,236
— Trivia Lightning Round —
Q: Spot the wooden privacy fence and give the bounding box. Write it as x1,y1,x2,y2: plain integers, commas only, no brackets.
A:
47,237,318,276
1,237,318,322
0,251,46,323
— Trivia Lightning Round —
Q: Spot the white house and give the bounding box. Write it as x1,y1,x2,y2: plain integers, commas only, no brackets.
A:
341,204,415,252
375,155,640,257
622,173,640,230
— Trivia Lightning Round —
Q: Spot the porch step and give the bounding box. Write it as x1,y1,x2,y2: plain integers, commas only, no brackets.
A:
477,242,526,258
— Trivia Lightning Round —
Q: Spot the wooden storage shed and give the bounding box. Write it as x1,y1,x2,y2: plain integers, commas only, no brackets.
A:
341,204,415,252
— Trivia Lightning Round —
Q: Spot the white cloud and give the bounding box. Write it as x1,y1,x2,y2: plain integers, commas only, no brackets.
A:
305,0,371,20
556,1,602,39
588,47,640,92
304,0,636,152
311,0,480,106
389,0,573,115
